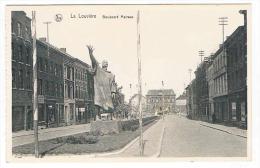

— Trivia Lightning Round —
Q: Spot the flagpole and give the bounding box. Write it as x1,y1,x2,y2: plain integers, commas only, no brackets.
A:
32,11,39,158
137,10,143,156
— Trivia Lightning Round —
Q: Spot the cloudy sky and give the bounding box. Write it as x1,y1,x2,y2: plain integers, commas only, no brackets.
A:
8,4,249,101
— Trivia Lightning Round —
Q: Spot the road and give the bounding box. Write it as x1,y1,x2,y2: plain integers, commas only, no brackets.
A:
160,114,247,157
109,114,247,157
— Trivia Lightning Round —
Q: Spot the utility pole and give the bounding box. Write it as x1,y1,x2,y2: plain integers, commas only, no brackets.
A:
43,21,51,43
137,10,143,156
32,11,39,158
218,17,228,60
198,50,204,63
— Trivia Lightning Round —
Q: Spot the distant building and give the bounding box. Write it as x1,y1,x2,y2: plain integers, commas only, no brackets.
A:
146,89,176,115
11,11,33,131
176,92,187,116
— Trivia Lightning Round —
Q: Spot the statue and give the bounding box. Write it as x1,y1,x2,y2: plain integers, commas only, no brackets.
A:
87,45,117,119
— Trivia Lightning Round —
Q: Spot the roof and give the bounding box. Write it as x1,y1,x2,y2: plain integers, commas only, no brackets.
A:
146,89,175,96
176,93,186,100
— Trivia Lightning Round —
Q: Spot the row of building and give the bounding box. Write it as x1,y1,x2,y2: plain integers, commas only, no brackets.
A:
185,10,247,128
11,11,123,132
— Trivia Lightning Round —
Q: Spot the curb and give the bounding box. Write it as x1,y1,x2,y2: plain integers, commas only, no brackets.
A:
154,124,165,158
199,124,247,138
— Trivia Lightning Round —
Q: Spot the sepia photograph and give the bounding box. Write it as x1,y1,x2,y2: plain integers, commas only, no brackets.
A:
3,3,253,163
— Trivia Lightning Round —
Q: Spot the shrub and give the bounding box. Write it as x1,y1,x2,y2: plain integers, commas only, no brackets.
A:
55,135,99,144
90,130,104,136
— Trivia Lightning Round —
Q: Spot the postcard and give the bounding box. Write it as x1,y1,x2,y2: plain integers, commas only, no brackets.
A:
4,3,251,162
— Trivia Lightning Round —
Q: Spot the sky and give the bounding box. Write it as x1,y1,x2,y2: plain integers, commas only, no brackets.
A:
7,4,249,101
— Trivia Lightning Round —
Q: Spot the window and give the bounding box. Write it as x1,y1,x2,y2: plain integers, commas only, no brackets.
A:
12,42,15,60
11,19,14,33
12,68,16,88
38,79,43,95
76,86,78,98
68,84,71,98
44,59,48,72
18,45,23,62
56,83,59,97
54,64,57,76
17,22,22,36
26,48,30,64
65,84,67,98
49,62,53,74
25,26,29,39
19,69,23,89
45,81,49,95
26,70,31,89
67,67,71,79
39,57,43,71
60,84,63,97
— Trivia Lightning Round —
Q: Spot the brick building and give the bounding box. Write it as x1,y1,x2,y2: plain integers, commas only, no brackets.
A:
212,45,229,122
226,10,247,127
63,50,76,125
36,39,64,128
206,56,215,122
195,60,210,121
185,80,198,119
146,89,176,115
11,11,33,131
74,58,90,123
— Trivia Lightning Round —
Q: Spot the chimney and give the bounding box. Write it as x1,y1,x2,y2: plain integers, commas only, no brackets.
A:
39,37,46,42
60,48,66,53
239,10,247,27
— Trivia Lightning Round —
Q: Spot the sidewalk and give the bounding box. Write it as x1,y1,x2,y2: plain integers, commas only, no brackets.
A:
197,120,247,138
13,123,90,147
107,118,165,157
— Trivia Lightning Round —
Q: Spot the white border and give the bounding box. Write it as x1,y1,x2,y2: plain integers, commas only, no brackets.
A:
1,0,259,168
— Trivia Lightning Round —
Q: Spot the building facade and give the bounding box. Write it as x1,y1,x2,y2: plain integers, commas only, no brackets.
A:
195,60,210,121
11,11,33,131
63,51,76,125
212,46,229,122
146,89,176,115
206,57,215,122
176,92,187,116
74,58,90,124
226,24,247,127
36,39,64,128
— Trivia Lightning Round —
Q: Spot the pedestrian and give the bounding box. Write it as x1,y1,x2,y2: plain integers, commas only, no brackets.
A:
212,113,216,124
